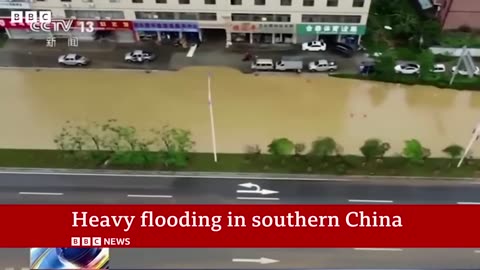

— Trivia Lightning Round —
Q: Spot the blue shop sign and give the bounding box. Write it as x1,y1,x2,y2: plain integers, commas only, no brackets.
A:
133,20,199,32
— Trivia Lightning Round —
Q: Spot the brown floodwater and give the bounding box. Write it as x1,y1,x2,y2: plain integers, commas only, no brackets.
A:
0,67,479,157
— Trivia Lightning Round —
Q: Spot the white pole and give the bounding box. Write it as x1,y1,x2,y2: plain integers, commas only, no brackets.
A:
457,125,480,167
208,74,218,163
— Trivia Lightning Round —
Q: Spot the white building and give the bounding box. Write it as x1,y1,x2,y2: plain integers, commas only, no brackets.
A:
0,0,372,44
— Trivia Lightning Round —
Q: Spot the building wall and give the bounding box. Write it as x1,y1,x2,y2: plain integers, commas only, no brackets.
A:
30,0,372,25
440,0,480,30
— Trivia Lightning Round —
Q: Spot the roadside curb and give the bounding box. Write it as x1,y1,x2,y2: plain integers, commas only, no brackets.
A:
0,167,479,185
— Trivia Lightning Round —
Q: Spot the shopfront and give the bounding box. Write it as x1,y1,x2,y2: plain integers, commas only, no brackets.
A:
133,20,200,43
229,22,295,44
295,24,366,45
0,18,135,42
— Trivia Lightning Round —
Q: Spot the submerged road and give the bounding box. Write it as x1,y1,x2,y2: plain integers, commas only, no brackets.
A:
0,170,480,204
1,248,480,269
1,170,480,269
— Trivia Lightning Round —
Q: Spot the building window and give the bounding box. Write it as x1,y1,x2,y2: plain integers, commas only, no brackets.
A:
301,14,361,23
204,0,215,4
280,0,291,5
231,13,290,22
199,12,217,20
132,0,142,3
61,0,72,2
231,13,250,21
135,11,174,19
110,0,121,3
179,0,189,4
230,0,241,5
255,0,265,5
155,0,166,3
352,0,364,7
303,0,314,6
178,12,196,20
65,10,125,19
327,0,338,7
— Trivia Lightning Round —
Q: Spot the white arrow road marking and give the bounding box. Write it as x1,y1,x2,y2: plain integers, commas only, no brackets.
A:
348,199,393,203
19,192,63,196
232,257,279,264
237,182,279,195
236,197,280,201
457,201,480,205
127,194,173,198
354,248,403,251
474,250,480,253
238,182,260,189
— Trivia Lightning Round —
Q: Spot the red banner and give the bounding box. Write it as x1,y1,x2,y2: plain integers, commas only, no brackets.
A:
1,205,480,248
0,18,133,30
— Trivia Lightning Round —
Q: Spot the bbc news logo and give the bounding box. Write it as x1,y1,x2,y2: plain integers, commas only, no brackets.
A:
10,11,94,33
71,237,131,246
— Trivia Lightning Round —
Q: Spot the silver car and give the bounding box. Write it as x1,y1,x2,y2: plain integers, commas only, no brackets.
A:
308,59,338,72
58,54,90,66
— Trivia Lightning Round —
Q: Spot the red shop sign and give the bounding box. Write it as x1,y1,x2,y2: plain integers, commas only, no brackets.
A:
231,23,257,32
0,18,30,29
92,20,133,30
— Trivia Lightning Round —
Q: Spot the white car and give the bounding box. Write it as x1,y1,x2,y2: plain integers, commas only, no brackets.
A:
124,50,156,63
58,54,90,66
451,66,480,76
308,59,338,72
431,63,446,73
302,41,327,52
394,63,420,75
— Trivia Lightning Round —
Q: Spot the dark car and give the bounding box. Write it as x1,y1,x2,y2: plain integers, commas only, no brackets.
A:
332,42,355,58
359,60,376,75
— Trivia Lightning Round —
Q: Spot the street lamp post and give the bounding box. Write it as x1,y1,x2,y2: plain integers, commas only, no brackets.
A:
207,74,218,163
457,123,480,167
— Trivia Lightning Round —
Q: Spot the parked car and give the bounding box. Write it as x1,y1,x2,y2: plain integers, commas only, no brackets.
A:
302,41,327,52
359,60,376,74
332,42,354,58
431,63,446,73
251,58,275,71
451,65,480,76
394,63,420,75
57,54,90,66
308,59,337,72
124,50,156,63
275,60,303,72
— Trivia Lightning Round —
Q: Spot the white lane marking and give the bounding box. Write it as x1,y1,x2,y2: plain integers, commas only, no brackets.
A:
236,197,280,201
474,250,480,253
19,192,63,196
0,170,351,181
348,199,393,203
457,201,480,205
186,44,197,58
127,194,172,198
354,248,403,251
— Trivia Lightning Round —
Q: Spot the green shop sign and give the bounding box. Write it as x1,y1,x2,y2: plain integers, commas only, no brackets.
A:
297,24,366,35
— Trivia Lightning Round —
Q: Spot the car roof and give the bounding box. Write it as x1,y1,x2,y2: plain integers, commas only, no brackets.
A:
255,58,274,64
316,59,328,64
133,50,143,54
65,54,77,58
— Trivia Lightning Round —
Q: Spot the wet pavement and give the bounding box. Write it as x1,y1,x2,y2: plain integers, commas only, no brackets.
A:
0,40,363,73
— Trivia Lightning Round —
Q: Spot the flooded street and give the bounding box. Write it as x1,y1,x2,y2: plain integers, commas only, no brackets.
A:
0,67,479,157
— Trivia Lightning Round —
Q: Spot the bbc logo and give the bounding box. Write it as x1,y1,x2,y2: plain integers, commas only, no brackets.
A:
71,237,102,247
10,11,52,24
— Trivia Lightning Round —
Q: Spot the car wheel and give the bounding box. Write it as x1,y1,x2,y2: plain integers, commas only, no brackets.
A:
126,59,132,63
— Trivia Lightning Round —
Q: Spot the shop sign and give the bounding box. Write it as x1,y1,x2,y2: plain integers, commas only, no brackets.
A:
297,24,366,35
0,18,133,30
133,20,199,32
231,23,258,32
0,2,31,9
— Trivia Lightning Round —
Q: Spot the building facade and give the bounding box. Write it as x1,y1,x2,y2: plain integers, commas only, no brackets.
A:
0,0,372,44
436,0,480,30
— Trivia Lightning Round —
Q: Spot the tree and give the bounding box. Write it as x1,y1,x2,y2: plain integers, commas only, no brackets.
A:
417,50,435,79
443,144,464,160
418,19,442,48
158,126,195,168
268,138,295,156
310,137,337,160
294,143,306,156
376,53,396,77
403,139,430,164
360,139,391,161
